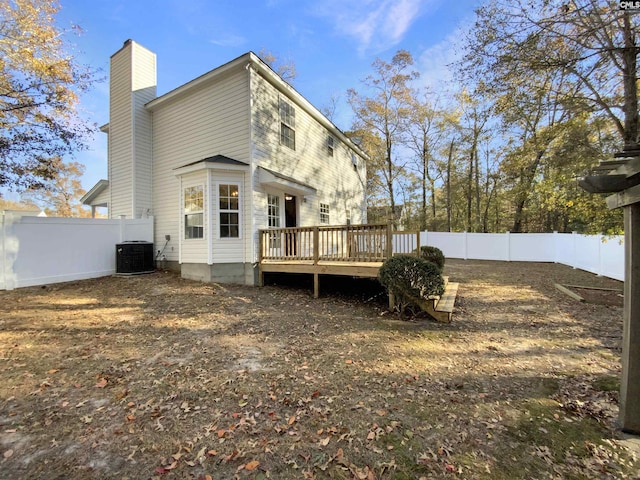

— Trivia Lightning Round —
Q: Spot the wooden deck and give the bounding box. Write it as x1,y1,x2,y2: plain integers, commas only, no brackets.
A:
258,223,459,322
258,224,419,298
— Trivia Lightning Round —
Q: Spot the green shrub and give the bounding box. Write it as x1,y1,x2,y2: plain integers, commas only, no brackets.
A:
418,246,445,271
378,255,445,315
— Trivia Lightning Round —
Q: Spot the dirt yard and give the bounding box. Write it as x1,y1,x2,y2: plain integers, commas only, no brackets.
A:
0,260,636,479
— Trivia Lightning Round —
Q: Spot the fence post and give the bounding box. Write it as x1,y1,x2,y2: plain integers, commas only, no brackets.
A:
0,211,5,290
386,223,393,259
598,234,603,277
505,231,511,262
553,231,559,263
463,231,468,260
572,231,578,269
119,215,126,243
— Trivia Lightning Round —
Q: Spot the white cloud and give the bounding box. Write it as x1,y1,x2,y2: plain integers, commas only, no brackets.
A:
209,34,247,48
416,29,464,94
311,0,432,55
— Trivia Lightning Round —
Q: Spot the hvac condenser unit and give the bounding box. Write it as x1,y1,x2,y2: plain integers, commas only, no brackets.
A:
116,241,154,274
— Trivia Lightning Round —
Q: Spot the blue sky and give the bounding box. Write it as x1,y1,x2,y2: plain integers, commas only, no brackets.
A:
47,0,480,195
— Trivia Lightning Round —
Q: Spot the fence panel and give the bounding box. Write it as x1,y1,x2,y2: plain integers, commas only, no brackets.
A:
0,214,153,290
467,233,508,261
421,232,467,259
509,233,556,262
420,230,624,282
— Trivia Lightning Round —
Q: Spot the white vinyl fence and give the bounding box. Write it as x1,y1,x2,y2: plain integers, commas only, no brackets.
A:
420,231,624,282
1,212,153,290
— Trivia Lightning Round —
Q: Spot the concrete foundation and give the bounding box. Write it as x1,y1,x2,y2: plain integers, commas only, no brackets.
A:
180,262,257,286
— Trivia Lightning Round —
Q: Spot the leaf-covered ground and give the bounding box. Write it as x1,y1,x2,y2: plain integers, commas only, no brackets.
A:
0,260,637,479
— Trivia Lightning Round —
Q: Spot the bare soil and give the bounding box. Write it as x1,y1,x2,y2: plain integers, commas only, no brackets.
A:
0,259,636,479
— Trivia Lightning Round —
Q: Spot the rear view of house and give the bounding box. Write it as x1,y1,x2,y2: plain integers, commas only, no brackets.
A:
84,40,367,285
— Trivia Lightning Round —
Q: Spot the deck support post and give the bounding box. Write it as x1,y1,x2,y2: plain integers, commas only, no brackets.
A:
386,223,393,260
388,291,395,311
620,203,640,434
313,273,319,299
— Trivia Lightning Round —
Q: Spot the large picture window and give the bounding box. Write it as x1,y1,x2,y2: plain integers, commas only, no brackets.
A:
219,184,240,238
184,185,204,239
279,97,296,150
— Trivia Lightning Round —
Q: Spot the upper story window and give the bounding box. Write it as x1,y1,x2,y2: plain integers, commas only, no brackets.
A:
219,184,240,238
320,203,330,224
184,185,204,239
279,97,296,150
327,134,335,156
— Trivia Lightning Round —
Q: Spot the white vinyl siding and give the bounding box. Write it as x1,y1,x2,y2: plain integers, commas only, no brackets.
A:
250,68,366,252
150,68,251,264
108,41,156,219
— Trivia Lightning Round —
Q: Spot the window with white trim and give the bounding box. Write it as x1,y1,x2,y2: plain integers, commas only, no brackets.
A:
320,203,330,224
327,134,334,156
184,185,204,239
267,194,280,228
279,97,296,150
267,194,281,249
219,184,240,238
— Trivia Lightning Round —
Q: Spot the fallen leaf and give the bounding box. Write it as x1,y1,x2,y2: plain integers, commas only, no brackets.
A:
95,378,108,388
245,460,260,470
4,449,13,458
288,415,296,425
47,369,59,374
345,359,353,364
320,437,330,446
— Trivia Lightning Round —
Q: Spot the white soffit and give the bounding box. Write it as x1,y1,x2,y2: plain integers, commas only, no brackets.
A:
258,167,316,197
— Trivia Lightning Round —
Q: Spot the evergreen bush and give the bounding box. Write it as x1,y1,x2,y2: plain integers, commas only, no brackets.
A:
418,246,445,271
378,255,445,315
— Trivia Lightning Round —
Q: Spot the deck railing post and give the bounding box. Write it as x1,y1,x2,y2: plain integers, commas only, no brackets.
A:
313,227,319,265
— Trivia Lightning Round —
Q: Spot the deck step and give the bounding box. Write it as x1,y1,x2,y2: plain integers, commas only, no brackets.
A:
435,282,458,314
419,281,458,323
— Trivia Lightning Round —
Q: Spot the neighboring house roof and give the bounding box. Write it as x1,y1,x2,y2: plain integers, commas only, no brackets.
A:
81,179,109,206
144,51,368,163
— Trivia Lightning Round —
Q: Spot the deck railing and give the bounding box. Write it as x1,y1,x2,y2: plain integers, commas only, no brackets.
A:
259,224,420,263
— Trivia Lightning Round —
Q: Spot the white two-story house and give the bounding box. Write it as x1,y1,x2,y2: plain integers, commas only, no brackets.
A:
83,40,367,285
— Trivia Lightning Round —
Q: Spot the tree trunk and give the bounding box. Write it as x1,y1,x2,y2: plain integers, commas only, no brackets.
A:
386,136,396,229
623,12,639,147
467,150,474,231
446,140,454,232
